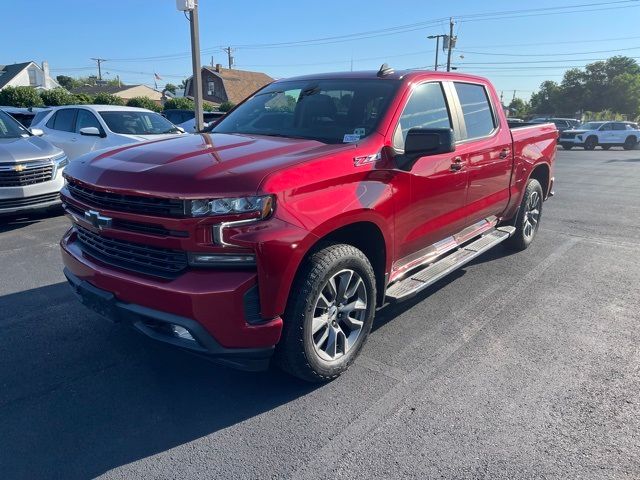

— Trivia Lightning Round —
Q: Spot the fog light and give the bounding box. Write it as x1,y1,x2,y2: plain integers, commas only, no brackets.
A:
171,324,195,341
188,253,256,267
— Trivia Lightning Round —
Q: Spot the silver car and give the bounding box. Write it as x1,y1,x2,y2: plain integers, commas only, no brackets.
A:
0,109,67,215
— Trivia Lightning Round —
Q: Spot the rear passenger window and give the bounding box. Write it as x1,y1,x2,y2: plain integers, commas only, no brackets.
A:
454,83,496,139
47,109,76,132
612,123,627,131
394,82,451,150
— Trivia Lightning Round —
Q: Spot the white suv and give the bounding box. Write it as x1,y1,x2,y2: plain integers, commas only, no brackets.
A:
559,121,640,151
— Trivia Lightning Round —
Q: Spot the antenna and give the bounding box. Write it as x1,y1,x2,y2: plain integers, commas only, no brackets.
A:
377,63,394,77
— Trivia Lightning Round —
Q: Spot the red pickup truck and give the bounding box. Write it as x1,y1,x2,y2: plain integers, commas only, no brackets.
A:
60,67,556,382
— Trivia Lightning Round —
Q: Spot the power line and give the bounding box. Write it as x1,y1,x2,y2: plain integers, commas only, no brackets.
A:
458,45,640,57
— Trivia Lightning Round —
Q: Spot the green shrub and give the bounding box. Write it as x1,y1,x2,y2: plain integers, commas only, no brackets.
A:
0,86,44,107
126,96,161,112
72,93,94,104
163,97,195,110
92,93,125,106
39,87,75,106
218,101,235,112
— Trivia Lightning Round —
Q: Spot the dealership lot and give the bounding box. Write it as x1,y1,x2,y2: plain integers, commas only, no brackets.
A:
1,148,639,479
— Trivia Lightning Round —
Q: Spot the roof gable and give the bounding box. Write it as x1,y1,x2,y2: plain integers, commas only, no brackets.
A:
0,62,35,89
203,66,273,104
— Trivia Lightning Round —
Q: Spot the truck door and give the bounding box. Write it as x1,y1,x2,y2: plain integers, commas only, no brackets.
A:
392,81,469,264
450,81,513,224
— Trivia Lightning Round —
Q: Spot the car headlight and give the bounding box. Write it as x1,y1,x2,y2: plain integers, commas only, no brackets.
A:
51,152,68,176
188,194,274,218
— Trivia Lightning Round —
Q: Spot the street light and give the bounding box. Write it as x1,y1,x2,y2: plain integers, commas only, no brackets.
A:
176,0,203,131
427,35,447,71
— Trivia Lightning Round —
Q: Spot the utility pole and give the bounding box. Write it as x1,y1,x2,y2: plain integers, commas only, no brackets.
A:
500,91,504,104
446,17,455,72
223,47,234,69
512,90,517,102
90,58,106,81
427,34,446,71
177,0,203,131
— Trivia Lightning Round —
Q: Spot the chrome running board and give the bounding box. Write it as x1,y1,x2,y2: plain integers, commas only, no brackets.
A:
385,226,516,302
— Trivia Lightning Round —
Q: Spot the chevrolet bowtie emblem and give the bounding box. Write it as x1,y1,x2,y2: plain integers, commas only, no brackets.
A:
13,164,26,172
84,210,112,230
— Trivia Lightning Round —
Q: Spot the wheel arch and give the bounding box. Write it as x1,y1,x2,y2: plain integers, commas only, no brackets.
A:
529,162,551,198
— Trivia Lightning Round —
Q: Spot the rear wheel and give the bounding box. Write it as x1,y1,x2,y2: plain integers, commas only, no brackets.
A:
276,243,376,382
623,136,637,150
560,143,573,150
584,136,598,150
504,178,543,252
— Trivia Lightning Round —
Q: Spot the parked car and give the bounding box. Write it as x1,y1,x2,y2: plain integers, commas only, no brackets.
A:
559,121,640,150
530,117,581,136
32,105,185,160
60,68,556,382
162,109,225,132
0,106,50,128
0,109,67,215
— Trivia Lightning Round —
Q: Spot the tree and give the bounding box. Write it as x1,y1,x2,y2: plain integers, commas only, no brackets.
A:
126,96,161,112
92,92,125,106
529,81,561,114
164,83,177,95
56,75,75,90
218,101,235,112
508,98,529,118
39,87,75,106
163,97,194,110
0,86,44,107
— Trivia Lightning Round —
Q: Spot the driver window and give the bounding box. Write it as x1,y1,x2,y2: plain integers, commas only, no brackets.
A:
600,123,612,131
393,82,451,150
75,109,102,133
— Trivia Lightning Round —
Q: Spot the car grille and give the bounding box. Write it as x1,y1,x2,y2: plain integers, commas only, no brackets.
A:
0,162,54,187
67,180,186,217
560,132,579,139
75,225,188,278
0,192,60,210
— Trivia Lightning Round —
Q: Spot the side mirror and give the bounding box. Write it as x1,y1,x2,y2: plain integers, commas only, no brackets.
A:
176,126,186,134
29,128,44,136
397,128,455,171
79,126,103,137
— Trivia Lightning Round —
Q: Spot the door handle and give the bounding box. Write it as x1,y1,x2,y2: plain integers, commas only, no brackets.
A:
450,156,465,171
499,148,510,159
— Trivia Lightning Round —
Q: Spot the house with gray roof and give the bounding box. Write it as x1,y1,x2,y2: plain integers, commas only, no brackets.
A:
0,61,60,90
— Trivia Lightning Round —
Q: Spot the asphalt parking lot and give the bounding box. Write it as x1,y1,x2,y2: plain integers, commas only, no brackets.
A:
1,147,639,480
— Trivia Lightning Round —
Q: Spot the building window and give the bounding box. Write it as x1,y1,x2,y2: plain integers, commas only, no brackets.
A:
28,69,37,86
207,80,216,97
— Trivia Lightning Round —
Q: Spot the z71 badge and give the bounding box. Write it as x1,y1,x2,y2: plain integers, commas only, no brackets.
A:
353,153,380,167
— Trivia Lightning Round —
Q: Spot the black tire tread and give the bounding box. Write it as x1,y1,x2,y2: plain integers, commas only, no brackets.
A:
275,243,376,382
504,178,543,252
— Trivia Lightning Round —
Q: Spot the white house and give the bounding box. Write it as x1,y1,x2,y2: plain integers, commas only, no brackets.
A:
0,61,60,90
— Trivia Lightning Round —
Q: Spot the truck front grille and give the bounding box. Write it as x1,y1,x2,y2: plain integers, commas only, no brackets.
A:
75,225,188,278
560,132,579,139
67,180,186,217
0,162,54,187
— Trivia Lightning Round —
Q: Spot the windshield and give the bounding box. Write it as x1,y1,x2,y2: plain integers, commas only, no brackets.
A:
579,122,605,130
212,79,400,144
99,111,180,135
0,110,29,139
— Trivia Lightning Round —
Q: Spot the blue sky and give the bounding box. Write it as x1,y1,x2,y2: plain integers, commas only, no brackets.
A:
2,0,639,100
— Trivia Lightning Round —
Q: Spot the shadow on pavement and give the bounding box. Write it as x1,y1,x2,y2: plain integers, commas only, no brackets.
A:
0,282,318,479
0,206,64,234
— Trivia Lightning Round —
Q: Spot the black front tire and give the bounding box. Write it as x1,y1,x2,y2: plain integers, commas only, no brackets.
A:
275,243,377,382
623,136,637,150
584,136,598,150
504,178,544,252
560,144,573,150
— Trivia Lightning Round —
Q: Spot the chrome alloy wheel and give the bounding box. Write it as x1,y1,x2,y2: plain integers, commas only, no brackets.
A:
311,269,368,361
523,189,541,240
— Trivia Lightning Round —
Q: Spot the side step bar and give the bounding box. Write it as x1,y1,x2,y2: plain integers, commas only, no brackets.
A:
385,226,516,302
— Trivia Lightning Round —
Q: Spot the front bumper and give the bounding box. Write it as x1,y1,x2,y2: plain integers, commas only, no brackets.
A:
61,228,283,371
0,174,64,214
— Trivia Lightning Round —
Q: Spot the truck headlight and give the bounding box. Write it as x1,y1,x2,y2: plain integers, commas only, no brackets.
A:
188,195,274,218
51,152,68,176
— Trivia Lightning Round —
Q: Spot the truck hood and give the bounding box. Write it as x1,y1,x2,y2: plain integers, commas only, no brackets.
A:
0,135,62,163
64,132,358,197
